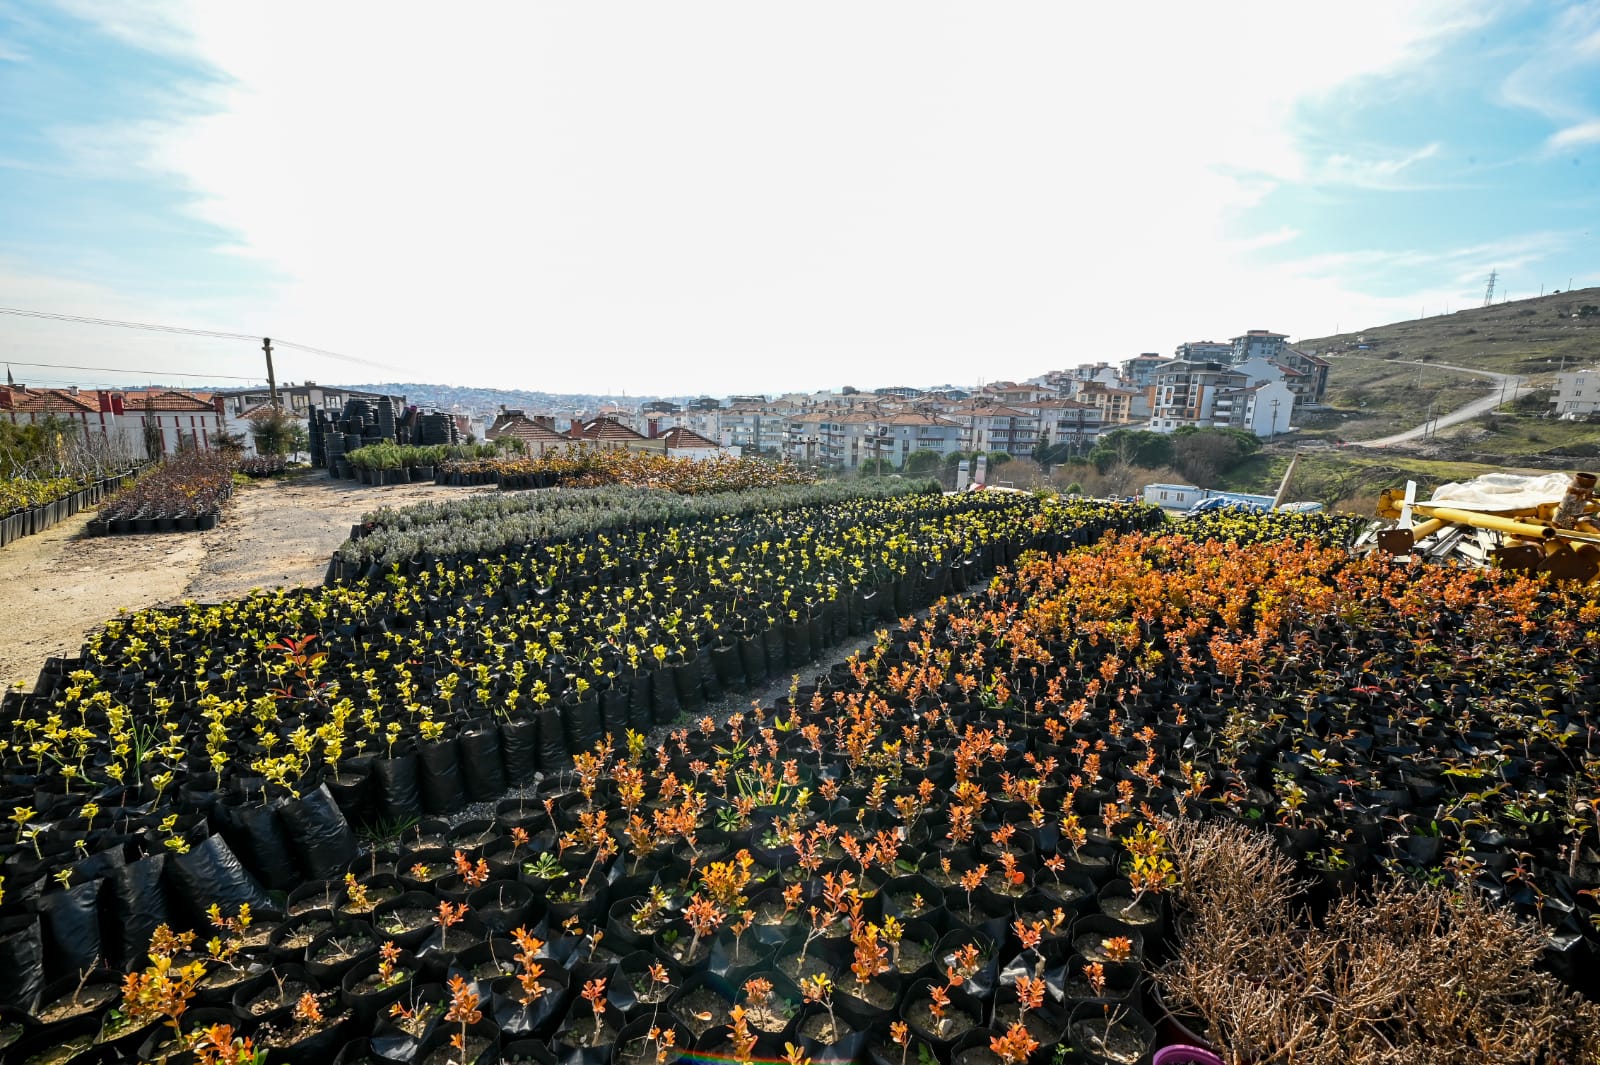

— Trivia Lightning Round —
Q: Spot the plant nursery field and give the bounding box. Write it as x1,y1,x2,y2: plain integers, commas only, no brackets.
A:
2,475,1598,1065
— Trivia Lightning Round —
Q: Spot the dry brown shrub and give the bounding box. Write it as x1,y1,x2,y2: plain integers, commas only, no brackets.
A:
1157,817,1600,1065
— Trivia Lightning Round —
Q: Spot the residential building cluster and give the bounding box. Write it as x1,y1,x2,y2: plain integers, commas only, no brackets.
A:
1148,331,1329,437
2,324,1335,472
484,378,1113,472
0,381,410,459
472,328,1330,471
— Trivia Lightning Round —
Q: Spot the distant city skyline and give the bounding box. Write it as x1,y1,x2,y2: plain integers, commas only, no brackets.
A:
3,2,1598,394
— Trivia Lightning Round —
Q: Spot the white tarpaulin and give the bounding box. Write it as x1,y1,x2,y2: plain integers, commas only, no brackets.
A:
1429,472,1574,513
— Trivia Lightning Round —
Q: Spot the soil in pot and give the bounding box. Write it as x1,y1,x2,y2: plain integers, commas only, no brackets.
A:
953,1042,1002,1065
674,986,734,1039
422,1033,496,1065
890,936,936,976
242,975,316,1018
556,1015,622,1050
613,1021,690,1065
905,996,979,1045
375,905,436,940
1070,1004,1153,1065
274,916,335,953
776,951,835,988
796,1009,856,1045
35,981,119,1024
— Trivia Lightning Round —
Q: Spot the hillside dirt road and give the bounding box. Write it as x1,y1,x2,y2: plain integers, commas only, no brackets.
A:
0,472,492,688
1344,356,1525,447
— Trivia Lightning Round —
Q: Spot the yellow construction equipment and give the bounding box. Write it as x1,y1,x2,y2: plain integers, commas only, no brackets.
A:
1368,472,1600,581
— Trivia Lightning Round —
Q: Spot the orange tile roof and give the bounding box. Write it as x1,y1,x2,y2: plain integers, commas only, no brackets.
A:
4,388,102,414
658,426,721,448
576,417,646,441
118,389,217,412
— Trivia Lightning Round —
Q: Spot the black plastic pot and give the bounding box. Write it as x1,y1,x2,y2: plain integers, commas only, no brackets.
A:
458,726,509,802
418,739,467,816
501,718,541,786
469,880,538,937
372,751,424,823
0,908,45,1010
1067,1000,1155,1065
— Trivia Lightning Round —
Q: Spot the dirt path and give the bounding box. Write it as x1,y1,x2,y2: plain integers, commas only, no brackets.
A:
0,472,493,688
1342,356,1525,447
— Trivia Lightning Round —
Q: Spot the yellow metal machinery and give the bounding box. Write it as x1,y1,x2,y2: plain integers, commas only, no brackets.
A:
1369,473,1600,582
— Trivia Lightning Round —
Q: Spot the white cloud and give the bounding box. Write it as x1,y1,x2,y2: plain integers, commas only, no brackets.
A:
10,1,1540,393
45,0,198,57
1501,3,1600,129
1231,227,1302,253
1316,142,1442,189
1547,119,1600,151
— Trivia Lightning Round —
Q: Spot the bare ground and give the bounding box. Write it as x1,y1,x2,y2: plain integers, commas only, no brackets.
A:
0,471,494,688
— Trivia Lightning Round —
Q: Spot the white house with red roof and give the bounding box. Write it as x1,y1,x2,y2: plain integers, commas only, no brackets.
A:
0,385,226,458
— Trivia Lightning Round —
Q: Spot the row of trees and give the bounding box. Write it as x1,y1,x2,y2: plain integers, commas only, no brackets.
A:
858,449,1013,477
0,415,141,480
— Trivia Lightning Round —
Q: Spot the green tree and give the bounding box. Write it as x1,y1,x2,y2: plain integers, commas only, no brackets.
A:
903,449,943,475
249,408,302,457
1170,426,1261,484
1088,429,1174,474
944,449,974,468
857,457,894,477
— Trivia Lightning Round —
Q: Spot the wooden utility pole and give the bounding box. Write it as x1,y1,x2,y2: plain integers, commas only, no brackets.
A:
1271,451,1300,510
263,337,279,407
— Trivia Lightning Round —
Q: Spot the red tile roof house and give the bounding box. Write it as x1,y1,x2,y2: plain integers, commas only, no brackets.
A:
654,425,737,459
485,411,574,457
0,385,227,459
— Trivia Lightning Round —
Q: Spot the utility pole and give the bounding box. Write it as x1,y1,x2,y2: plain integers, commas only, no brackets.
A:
263,337,279,408
1483,269,1497,307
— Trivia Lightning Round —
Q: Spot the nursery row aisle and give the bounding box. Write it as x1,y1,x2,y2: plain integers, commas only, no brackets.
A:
181,474,495,603
0,473,491,687
0,506,205,687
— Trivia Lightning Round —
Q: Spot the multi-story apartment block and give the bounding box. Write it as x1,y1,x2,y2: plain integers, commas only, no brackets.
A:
1174,340,1233,362
980,381,1052,406
718,405,791,454
1121,354,1167,390
1229,330,1289,363
1275,348,1330,405
873,411,963,465
1208,379,1295,437
1016,398,1103,452
948,400,1040,455
1076,381,1140,425
1149,360,1248,432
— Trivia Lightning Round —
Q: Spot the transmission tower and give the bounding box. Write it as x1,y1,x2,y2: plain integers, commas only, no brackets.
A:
1483,269,1497,307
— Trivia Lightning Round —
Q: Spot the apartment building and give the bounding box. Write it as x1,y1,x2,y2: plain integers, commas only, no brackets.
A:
1149,360,1248,431
947,400,1040,455
1015,398,1104,451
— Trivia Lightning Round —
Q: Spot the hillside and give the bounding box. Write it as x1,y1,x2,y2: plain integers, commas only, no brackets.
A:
1300,285,1600,378
1283,286,1600,465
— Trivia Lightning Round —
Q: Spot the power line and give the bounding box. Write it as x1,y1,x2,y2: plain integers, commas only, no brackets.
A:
1,358,263,381
0,306,403,372
0,307,258,341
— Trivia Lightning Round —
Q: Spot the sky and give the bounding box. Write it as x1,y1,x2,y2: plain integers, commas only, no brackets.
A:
1,1,1598,397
